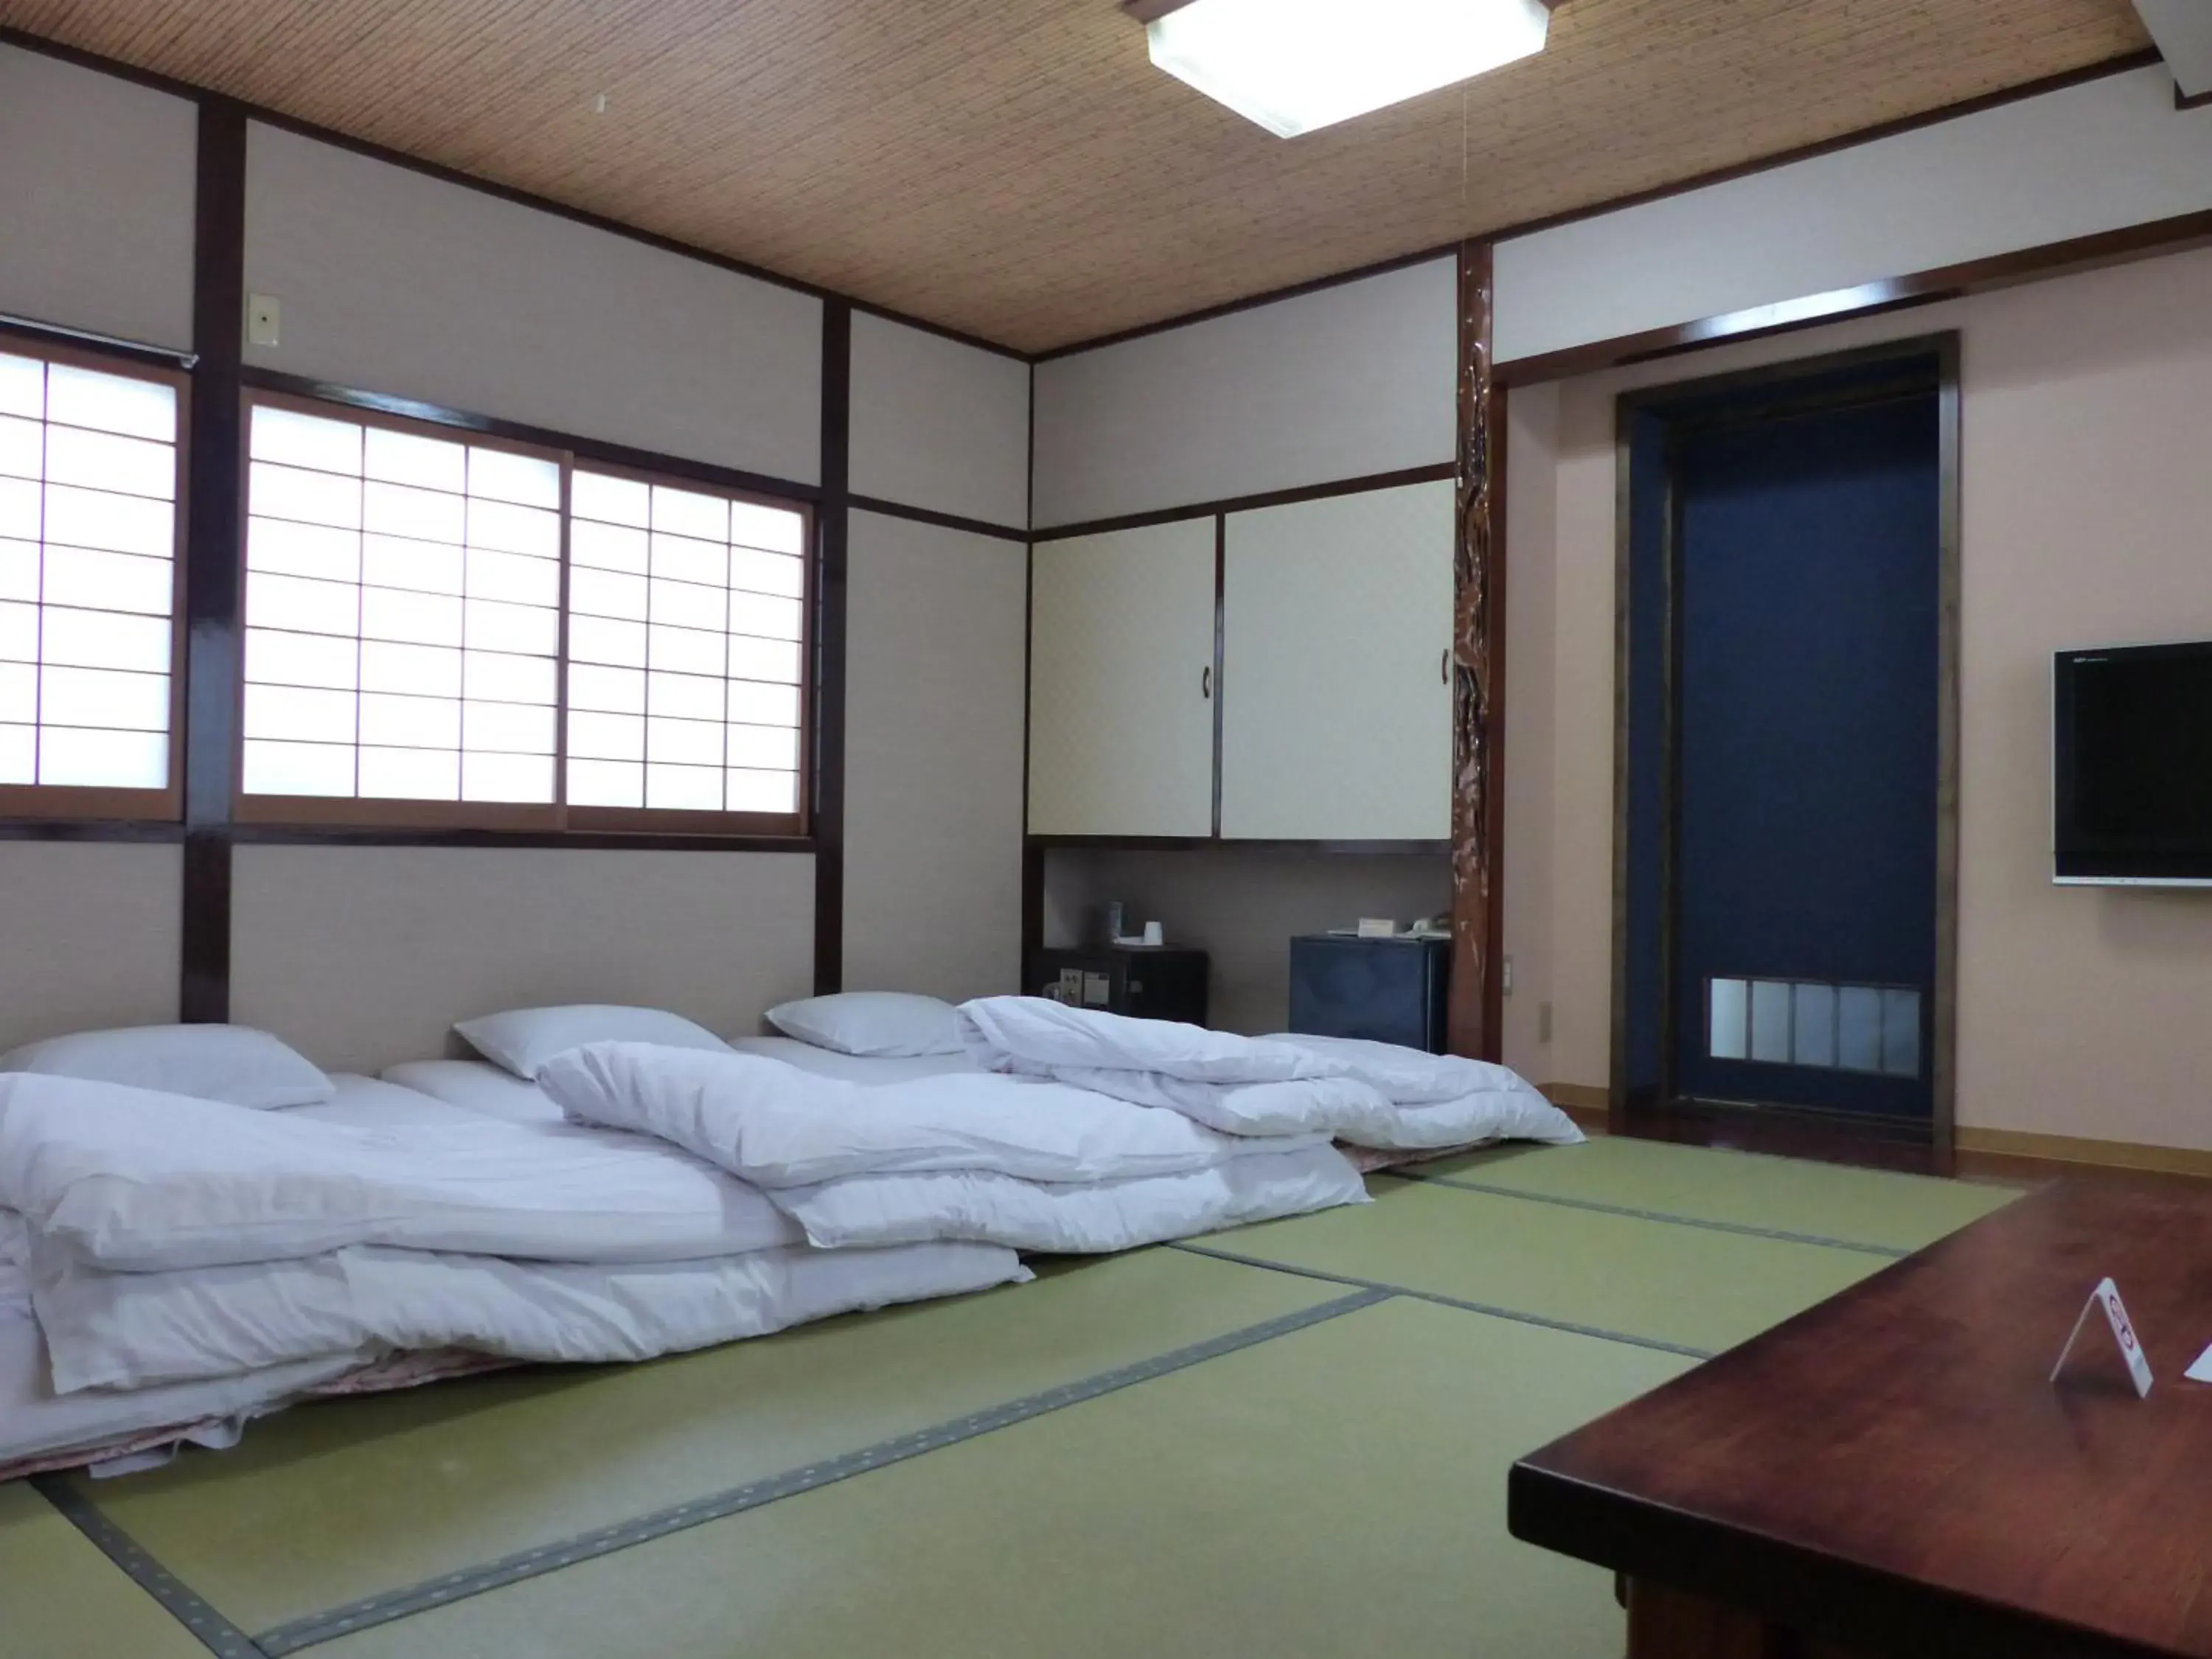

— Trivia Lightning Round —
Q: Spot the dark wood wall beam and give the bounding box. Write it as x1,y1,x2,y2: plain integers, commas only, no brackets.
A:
1447,239,1505,1062
811,301,853,995
179,99,247,1025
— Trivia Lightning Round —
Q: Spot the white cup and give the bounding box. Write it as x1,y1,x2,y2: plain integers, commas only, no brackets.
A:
1142,920,1165,947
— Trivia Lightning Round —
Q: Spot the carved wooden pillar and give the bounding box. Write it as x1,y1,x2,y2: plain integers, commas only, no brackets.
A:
1447,240,1505,1061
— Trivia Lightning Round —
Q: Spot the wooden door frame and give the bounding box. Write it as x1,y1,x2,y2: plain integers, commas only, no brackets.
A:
1607,333,1961,1171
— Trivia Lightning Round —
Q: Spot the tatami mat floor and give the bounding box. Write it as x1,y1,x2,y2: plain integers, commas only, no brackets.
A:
1,1139,2021,1659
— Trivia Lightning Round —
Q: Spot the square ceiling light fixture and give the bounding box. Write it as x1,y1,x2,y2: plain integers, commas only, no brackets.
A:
1125,0,1554,139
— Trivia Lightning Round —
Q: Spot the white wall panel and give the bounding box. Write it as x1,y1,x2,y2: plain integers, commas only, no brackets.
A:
243,124,821,481
231,845,814,1073
0,843,181,1052
844,510,1028,997
850,315,1029,529
1032,258,1457,528
1496,67,2212,366
0,44,197,349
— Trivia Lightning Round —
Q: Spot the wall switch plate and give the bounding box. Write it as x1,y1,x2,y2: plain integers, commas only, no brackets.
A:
1503,956,1514,995
246,293,281,347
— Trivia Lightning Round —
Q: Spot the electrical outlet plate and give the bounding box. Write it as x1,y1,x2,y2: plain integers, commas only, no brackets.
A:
246,293,281,348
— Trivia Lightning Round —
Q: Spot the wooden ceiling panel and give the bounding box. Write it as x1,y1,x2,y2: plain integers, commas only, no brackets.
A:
0,0,2152,352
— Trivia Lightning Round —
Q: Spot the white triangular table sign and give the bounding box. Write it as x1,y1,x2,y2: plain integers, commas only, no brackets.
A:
2051,1276,2153,1398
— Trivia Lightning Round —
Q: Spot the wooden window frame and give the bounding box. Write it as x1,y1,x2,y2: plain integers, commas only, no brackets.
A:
233,391,813,841
0,337,189,824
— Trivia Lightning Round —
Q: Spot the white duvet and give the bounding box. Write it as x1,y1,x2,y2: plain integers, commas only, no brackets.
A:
956,998,1584,1150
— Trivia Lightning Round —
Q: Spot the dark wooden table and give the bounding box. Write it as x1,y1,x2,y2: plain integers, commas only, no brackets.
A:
1509,1178,2212,1658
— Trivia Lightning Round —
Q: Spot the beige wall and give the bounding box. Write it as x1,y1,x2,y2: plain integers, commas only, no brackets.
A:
0,843,181,1052
1503,243,2212,1152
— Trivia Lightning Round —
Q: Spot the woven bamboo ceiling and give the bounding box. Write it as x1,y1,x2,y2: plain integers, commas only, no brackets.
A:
0,0,2152,352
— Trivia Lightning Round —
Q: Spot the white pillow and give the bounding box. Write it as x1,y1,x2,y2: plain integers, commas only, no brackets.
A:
764,992,964,1057
0,1023,334,1110
454,1005,731,1080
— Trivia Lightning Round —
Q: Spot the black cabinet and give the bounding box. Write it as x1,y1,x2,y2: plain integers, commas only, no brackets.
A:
1287,934,1451,1053
1028,945,1210,1026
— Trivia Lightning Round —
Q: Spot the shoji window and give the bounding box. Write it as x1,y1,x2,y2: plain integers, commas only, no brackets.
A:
237,395,810,835
0,345,184,817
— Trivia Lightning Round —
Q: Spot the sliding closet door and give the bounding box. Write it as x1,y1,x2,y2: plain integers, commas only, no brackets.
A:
1220,479,1454,840
1027,520,1217,837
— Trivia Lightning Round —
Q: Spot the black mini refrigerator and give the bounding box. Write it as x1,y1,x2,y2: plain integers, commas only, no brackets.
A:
1287,935,1451,1053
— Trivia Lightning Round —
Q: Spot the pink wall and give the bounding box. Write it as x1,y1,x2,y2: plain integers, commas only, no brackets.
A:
1502,244,2212,1152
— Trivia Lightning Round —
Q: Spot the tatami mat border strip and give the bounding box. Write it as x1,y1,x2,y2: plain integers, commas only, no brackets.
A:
1396,1171,1913,1258
1166,1242,1717,1361
30,1474,271,1659
251,1287,1389,1655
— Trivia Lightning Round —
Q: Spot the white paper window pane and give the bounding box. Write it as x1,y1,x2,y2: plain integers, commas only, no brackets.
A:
39,725,166,787
249,518,360,585
359,692,459,750
0,356,43,420
251,406,360,473
1792,983,1837,1068
728,592,802,642
40,666,167,731
647,762,722,810
0,477,39,540
467,547,560,607
569,711,644,761
360,745,461,801
244,683,357,744
362,534,463,595
727,768,798,813
364,427,465,492
572,470,649,527
47,365,173,442
728,501,804,554
725,680,799,730
467,496,559,557
1881,989,1921,1079
728,635,801,685
41,608,169,672
364,480,465,544
567,758,643,807
651,577,725,633
568,614,647,668
729,548,804,598
570,566,647,621
0,722,31,782
362,586,463,647
0,415,43,480
251,573,359,639
650,534,725,589
0,599,36,661
647,671,722,723
44,484,173,557
247,627,358,690
1837,987,1882,1072
468,447,560,509
650,624,726,678
243,738,355,797
571,519,648,574
0,661,32,723
465,597,557,657
361,640,462,697
568,664,644,714
251,462,361,530
652,485,727,542
43,548,173,616
44,427,174,501
462,750,552,803
1749,981,1792,1064
647,715,723,767
465,700,555,755
0,540,33,603
465,650,557,706
724,723,798,771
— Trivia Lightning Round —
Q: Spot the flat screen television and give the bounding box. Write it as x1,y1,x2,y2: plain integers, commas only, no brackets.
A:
2054,641,2212,885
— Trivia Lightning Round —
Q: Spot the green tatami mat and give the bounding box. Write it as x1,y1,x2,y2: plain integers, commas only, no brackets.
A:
317,1295,1693,1659
1209,1177,1886,1354
0,1481,212,1659
73,1248,1340,1635
1420,1135,2018,1251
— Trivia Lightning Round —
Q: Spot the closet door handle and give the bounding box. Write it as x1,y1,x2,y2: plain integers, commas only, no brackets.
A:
1441,648,1451,686
1201,665,1213,700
